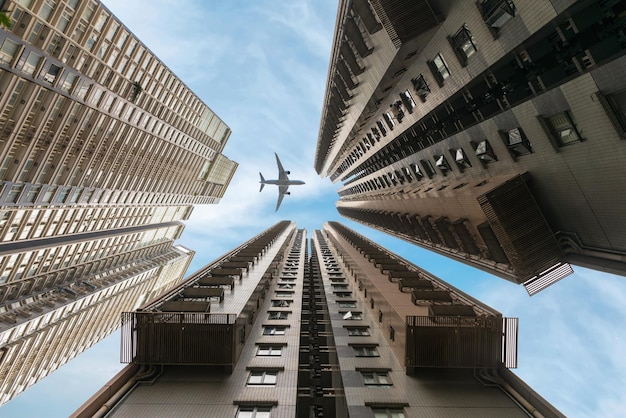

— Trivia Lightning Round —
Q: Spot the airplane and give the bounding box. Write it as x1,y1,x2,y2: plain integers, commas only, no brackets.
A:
259,153,305,211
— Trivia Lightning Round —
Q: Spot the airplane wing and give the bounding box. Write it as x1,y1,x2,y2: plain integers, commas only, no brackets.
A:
275,153,289,181
275,185,289,211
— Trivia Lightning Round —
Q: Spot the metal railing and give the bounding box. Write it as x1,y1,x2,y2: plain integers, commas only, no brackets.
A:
406,315,518,369
121,311,237,365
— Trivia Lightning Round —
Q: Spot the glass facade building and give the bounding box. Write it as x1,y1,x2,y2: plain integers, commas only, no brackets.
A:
0,0,237,404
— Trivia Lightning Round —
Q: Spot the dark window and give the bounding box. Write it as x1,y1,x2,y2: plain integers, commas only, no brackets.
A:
411,74,430,101
472,139,498,165
420,159,436,178
390,326,395,341
501,127,532,159
43,63,62,84
450,25,477,66
434,155,451,174
479,0,516,34
451,148,472,170
428,53,450,86
400,90,416,113
383,112,395,130
599,90,626,138
540,111,583,149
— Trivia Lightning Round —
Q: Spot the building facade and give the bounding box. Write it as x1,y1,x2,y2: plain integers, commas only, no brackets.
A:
315,0,626,294
74,221,562,418
0,0,237,404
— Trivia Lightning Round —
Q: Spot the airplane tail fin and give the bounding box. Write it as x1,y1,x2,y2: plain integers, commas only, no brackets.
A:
259,173,265,192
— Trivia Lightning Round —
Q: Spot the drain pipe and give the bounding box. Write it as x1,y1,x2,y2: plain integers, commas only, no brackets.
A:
92,365,156,418
478,369,545,418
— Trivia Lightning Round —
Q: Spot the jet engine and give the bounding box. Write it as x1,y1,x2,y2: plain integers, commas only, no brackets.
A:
285,171,290,174
285,192,291,195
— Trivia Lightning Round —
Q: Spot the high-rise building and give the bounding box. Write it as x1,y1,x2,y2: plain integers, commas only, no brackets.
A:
315,0,626,294
0,0,237,404
74,221,563,418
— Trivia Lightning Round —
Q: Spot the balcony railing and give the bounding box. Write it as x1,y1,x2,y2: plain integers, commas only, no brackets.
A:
121,311,238,366
406,315,518,369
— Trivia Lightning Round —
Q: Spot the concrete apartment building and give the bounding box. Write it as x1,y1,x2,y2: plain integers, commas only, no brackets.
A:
74,221,562,418
0,0,236,404
315,0,626,294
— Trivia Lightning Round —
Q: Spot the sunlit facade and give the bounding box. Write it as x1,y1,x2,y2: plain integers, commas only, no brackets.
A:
315,0,626,295
0,0,236,404
75,221,563,418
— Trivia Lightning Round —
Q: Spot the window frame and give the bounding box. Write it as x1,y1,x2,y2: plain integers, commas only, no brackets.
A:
256,345,283,356
346,326,370,336
362,371,392,386
538,111,584,150
428,53,450,86
353,345,380,357
267,311,289,320
449,25,477,66
237,406,272,418
262,326,287,336
247,370,278,386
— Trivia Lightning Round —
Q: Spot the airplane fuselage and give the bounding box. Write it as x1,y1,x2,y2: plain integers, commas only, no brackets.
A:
260,179,305,186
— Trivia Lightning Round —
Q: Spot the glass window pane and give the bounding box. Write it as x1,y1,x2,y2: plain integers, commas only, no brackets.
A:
0,38,20,64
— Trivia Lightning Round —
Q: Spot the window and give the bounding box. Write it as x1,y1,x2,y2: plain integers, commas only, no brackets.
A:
372,408,406,418
479,0,516,33
275,291,293,298
390,326,395,341
411,74,430,101
362,371,392,386
501,127,532,158
263,326,286,336
346,327,370,336
353,345,379,357
342,311,362,320
237,406,271,418
338,301,356,309
271,300,291,308
541,111,583,148
450,25,477,65
472,140,498,165
0,38,20,65
451,148,472,170
248,370,278,386
19,51,43,76
277,283,293,289
429,53,450,86
434,155,451,174
43,64,62,84
257,345,282,356
334,291,352,298
420,159,436,178
599,90,626,138
383,112,395,130
268,311,288,320
400,90,416,113
61,72,77,92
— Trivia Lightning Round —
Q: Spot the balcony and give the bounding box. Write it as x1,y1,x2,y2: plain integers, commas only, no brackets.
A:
121,311,238,368
406,315,518,370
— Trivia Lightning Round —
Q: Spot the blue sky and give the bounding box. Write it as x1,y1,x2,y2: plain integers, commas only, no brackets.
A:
2,1,626,417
